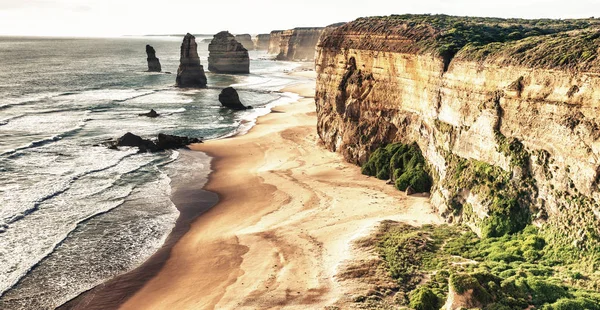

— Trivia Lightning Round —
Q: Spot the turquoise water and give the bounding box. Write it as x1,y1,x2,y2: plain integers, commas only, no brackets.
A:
0,35,306,309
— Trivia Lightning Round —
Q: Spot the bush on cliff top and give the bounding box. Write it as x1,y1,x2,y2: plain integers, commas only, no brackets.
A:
375,223,600,309
326,14,600,71
361,142,432,193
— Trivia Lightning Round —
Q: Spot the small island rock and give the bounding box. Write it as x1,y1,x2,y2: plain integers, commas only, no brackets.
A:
218,87,251,110
146,45,162,72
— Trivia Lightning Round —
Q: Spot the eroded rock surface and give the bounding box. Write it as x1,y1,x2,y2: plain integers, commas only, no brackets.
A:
276,27,325,61
315,15,600,246
234,34,254,50
146,45,161,72
176,33,207,87
268,30,284,55
255,34,270,50
208,31,250,74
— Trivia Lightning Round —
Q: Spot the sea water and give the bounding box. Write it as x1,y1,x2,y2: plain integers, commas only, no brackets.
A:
0,35,306,309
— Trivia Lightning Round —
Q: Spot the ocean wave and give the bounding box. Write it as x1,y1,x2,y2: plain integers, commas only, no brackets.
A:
0,188,133,298
0,119,88,157
112,90,158,103
0,93,62,110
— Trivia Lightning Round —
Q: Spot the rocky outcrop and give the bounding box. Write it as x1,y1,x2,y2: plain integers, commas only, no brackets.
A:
255,34,270,50
139,109,159,118
235,34,254,50
268,30,284,54
276,27,325,61
110,132,201,152
176,33,207,88
208,31,250,74
218,87,251,110
146,45,161,72
315,15,600,247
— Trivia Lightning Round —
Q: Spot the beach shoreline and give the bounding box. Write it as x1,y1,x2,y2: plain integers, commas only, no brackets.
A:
116,73,440,309
57,69,315,310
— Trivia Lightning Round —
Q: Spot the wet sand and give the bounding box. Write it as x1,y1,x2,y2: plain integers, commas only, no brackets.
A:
119,78,441,309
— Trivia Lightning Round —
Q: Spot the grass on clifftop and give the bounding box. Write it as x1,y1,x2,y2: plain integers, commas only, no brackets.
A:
358,222,600,310
325,14,600,71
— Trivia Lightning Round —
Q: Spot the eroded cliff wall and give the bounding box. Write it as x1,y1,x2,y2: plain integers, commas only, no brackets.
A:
315,15,600,246
268,30,283,54
277,27,324,61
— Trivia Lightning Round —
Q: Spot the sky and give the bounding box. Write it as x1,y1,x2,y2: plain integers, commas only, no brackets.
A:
0,0,598,37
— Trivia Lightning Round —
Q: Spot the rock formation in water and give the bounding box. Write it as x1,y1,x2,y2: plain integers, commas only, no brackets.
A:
146,45,162,72
268,30,284,55
316,15,600,245
255,34,270,50
208,31,250,74
234,34,254,50
218,87,251,110
111,132,201,152
139,109,159,118
276,27,325,61
176,33,207,88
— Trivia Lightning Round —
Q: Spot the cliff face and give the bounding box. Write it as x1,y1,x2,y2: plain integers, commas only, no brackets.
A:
255,34,270,50
276,27,324,61
315,15,600,246
176,33,207,87
208,31,250,74
145,44,161,72
268,30,283,54
234,34,255,50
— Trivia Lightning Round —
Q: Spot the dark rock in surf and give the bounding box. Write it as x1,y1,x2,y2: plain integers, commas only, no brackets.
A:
176,33,208,87
218,87,251,110
109,132,202,152
146,45,162,72
139,109,160,118
115,132,159,152
156,133,202,149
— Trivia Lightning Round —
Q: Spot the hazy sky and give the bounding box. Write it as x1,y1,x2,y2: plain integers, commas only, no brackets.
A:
0,0,598,37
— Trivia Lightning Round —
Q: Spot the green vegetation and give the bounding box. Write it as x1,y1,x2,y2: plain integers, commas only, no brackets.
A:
442,152,533,237
371,223,600,309
361,142,432,193
328,14,600,71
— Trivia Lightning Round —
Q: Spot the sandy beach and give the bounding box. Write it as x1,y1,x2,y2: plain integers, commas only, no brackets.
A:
114,75,441,309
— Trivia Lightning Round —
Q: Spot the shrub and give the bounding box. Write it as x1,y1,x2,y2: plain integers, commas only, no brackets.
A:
362,142,432,193
542,297,600,310
409,286,443,310
527,279,569,305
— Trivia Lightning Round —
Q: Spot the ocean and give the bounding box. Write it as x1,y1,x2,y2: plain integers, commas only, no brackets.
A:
0,35,305,309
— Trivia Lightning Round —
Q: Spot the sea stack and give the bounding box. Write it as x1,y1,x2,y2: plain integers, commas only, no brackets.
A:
146,45,161,72
176,33,207,88
208,31,250,74
234,34,255,50
255,34,270,50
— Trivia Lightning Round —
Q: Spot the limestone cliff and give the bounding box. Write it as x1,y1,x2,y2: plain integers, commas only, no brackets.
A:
208,31,250,74
315,15,600,247
255,34,270,50
276,27,324,61
176,33,207,87
234,34,255,50
268,30,283,54
145,45,161,72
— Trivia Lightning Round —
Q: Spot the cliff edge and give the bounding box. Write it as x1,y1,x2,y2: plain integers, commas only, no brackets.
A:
315,14,600,247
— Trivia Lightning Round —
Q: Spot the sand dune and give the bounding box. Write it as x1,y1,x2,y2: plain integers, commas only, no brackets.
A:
121,80,441,309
